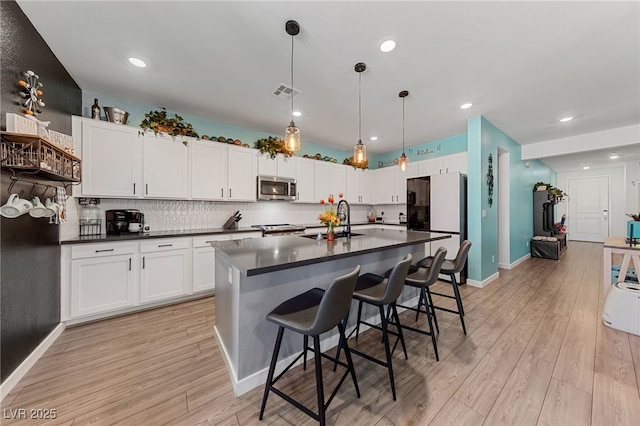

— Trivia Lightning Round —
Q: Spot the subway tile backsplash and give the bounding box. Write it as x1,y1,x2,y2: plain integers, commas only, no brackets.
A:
61,198,400,240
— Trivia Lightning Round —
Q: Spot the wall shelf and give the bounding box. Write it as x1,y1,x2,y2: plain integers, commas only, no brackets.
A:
1,131,81,182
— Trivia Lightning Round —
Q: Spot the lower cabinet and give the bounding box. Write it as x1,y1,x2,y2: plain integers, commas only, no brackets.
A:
140,239,191,303
70,253,137,318
192,235,231,292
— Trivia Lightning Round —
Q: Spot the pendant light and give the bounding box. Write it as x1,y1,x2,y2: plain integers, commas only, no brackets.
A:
353,62,367,164
398,90,409,172
284,20,301,152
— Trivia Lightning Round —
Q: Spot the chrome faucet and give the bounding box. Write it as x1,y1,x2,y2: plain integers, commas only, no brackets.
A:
337,199,351,239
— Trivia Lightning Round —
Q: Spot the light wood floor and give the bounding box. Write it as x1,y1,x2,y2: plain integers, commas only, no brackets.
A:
3,241,640,425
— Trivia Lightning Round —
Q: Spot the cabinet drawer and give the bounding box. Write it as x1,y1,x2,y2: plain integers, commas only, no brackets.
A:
71,242,136,259
140,238,190,253
193,234,231,248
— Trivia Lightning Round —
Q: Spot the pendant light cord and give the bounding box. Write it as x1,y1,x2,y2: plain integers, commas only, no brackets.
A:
290,35,294,122
402,97,405,155
358,72,362,142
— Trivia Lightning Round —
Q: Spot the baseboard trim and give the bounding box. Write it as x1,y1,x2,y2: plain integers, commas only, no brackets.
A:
467,271,500,288
498,253,531,270
1,323,65,401
216,295,420,397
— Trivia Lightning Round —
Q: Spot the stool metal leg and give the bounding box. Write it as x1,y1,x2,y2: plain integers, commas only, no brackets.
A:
355,300,363,341
450,273,467,335
424,287,439,334
338,322,360,398
313,335,326,426
303,335,309,370
379,305,397,401
260,326,284,420
390,303,408,360
423,296,439,362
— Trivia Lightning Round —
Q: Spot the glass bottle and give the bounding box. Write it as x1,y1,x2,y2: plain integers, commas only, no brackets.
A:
91,98,101,120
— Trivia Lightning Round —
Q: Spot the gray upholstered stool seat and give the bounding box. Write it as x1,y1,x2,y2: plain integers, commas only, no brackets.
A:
259,266,361,426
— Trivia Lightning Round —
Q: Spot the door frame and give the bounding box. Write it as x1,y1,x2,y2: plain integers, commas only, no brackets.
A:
498,148,510,268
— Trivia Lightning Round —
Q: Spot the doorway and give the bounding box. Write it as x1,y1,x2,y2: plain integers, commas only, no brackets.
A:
498,148,510,268
567,176,610,242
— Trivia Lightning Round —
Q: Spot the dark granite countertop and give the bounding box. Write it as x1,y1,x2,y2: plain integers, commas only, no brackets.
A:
60,222,406,245
60,226,262,245
213,228,450,276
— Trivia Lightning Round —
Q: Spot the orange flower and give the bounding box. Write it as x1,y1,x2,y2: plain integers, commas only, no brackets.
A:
338,193,343,198
320,199,325,205
328,195,334,204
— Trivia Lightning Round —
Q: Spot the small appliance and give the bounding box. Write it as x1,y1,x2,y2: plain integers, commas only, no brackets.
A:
106,209,145,235
602,281,640,336
257,175,296,201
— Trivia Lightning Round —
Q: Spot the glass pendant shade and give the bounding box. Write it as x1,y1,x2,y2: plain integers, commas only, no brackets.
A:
354,140,367,164
285,121,300,152
398,153,408,172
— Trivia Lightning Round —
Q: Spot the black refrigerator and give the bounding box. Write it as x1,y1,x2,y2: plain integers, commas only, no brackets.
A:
407,172,468,282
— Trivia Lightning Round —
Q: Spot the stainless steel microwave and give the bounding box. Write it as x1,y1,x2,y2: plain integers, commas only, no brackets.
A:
257,175,296,201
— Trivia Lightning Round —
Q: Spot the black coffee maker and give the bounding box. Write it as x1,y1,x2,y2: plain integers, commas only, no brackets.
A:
106,209,145,235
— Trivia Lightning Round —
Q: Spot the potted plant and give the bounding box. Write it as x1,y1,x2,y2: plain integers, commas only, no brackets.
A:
253,136,292,159
533,182,568,202
139,107,199,146
343,155,368,169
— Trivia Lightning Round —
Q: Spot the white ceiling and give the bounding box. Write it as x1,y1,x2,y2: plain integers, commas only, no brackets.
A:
16,1,640,171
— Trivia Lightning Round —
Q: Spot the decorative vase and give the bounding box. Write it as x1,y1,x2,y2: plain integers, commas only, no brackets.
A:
326,228,335,242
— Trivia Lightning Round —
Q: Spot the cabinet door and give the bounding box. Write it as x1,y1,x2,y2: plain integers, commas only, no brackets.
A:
346,167,360,203
418,157,443,177
71,254,136,318
327,162,347,199
295,157,316,203
81,120,141,197
276,154,296,178
314,161,333,200
359,169,373,204
143,134,189,199
257,152,277,176
191,140,227,200
442,152,468,174
140,249,191,303
227,146,257,201
192,235,231,292
430,172,461,232
373,167,396,204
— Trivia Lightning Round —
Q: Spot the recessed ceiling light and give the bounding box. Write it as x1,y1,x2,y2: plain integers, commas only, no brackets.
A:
609,153,619,159
583,166,590,170
379,40,396,53
460,103,473,110
370,136,378,141
292,111,302,117
560,116,573,122
128,57,147,68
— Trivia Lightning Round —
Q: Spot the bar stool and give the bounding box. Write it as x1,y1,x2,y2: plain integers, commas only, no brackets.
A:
395,246,448,361
415,240,472,335
259,265,361,426
337,253,412,401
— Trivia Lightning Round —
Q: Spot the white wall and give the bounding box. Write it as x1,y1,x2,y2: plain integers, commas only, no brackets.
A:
625,161,640,215
556,164,628,239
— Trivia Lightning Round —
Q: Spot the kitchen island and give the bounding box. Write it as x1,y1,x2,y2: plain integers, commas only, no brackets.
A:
212,228,450,395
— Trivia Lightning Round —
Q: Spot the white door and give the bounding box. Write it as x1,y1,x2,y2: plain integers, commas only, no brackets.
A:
568,176,609,242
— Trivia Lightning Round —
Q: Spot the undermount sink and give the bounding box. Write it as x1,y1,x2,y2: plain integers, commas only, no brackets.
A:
300,232,364,240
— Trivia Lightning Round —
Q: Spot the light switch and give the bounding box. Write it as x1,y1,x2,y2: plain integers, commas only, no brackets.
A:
482,209,487,218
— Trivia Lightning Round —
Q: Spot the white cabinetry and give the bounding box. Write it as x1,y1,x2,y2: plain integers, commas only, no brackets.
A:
258,153,296,179
140,238,191,303
193,235,230,292
417,158,442,177
227,145,257,201
142,134,189,199
315,161,346,199
69,242,137,318
78,119,141,197
294,156,316,203
373,163,417,204
416,152,468,176
346,168,373,204
190,140,227,200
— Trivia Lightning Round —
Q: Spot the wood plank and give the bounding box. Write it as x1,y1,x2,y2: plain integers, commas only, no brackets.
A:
628,333,640,395
537,377,592,426
595,322,638,389
552,323,597,394
430,397,485,426
592,373,640,426
483,355,555,426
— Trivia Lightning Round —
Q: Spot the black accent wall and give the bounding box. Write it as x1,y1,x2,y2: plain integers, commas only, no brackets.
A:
1,0,81,382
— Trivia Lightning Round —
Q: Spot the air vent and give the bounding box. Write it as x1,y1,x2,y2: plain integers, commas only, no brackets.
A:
272,83,301,101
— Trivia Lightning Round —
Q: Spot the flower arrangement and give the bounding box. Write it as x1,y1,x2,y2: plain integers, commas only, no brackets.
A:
318,193,343,237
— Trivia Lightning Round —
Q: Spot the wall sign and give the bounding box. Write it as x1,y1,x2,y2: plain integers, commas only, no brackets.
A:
487,154,494,207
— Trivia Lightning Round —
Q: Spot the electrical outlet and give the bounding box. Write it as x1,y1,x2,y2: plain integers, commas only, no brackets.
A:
492,255,495,263
526,241,529,247
228,266,233,285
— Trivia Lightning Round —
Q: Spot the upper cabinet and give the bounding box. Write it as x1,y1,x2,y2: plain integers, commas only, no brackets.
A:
190,140,227,201
373,163,417,204
346,167,373,204
315,161,346,200
257,153,296,179
226,145,257,201
142,133,189,199
294,156,315,203
79,119,141,197
416,152,468,176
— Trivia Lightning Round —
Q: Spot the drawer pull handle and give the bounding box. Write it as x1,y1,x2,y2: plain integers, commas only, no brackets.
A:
205,241,213,244
158,244,173,247
129,258,132,271
95,249,115,253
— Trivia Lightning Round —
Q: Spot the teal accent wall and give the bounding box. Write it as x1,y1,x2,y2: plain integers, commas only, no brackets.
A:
82,91,351,161
466,116,555,282
370,133,467,169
